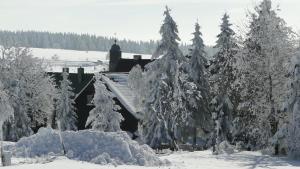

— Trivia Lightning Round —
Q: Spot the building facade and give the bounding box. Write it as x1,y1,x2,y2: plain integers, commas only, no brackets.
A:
51,42,152,136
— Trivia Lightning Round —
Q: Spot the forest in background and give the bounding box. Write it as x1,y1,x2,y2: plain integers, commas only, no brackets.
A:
0,30,216,57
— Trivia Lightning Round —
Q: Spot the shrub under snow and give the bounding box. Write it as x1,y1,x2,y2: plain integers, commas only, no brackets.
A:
10,128,166,166
214,141,235,155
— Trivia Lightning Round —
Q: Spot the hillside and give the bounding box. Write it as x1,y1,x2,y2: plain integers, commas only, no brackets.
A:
0,30,216,57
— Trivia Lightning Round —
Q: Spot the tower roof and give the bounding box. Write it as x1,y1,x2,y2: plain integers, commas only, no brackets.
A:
110,40,121,51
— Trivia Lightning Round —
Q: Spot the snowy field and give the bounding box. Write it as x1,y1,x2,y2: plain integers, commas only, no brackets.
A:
5,150,300,169
29,48,152,73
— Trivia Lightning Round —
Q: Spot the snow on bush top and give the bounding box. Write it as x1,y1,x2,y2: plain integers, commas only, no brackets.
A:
11,128,166,166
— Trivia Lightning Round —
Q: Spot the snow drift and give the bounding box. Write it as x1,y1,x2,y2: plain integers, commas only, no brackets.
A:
10,128,166,166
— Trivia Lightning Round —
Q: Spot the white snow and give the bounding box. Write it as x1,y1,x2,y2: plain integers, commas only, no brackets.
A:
3,130,299,168
28,48,151,73
7,128,165,166
3,148,300,169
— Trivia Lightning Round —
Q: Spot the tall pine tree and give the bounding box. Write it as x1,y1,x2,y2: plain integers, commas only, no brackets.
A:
209,13,238,153
141,7,189,149
185,22,212,147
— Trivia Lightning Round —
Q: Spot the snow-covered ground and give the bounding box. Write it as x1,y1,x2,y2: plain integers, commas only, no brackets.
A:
7,128,164,166
3,128,299,169
29,48,152,73
5,150,300,169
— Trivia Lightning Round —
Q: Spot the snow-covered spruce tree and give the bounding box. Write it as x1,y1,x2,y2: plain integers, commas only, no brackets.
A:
0,82,13,166
141,7,190,149
286,53,300,159
0,47,57,141
209,13,239,153
56,71,77,131
128,65,144,112
86,73,123,132
237,0,296,150
185,22,212,147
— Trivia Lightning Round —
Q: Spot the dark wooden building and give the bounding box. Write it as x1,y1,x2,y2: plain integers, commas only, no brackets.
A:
49,68,95,130
50,41,152,135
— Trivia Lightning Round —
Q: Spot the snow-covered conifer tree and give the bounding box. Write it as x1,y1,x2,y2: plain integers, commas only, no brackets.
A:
141,6,190,149
189,22,208,81
86,73,123,132
209,13,238,153
0,82,13,166
237,0,296,149
128,65,144,111
184,22,212,147
286,53,300,159
56,71,77,131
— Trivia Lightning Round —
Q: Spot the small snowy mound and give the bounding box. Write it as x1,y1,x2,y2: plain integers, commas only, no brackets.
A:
12,128,165,166
215,141,235,155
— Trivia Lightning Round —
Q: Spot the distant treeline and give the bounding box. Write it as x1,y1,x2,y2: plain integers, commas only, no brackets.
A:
0,30,216,56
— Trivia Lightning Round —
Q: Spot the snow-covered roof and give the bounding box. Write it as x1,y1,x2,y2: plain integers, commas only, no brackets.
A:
102,73,143,120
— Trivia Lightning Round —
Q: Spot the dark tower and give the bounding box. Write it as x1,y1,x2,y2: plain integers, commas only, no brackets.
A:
109,40,121,72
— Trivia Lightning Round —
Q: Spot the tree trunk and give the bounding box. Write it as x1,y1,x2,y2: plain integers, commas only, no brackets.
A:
268,75,279,137
193,127,197,150
212,132,217,153
57,121,66,155
1,128,5,166
1,141,4,166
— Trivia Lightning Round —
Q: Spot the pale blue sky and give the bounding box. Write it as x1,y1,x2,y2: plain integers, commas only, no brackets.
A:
0,0,299,45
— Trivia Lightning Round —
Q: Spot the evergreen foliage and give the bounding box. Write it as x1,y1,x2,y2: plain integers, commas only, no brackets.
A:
209,13,239,153
0,30,194,55
236,0,295,150
86,73,123,132
286,53,300,159
56,71,77,131
186,22,212,147
141,6,191,149
0,47,57,141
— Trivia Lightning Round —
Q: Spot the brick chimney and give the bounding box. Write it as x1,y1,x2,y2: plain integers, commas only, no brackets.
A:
62,67,69,73
133,55,142,60
78,67,84,83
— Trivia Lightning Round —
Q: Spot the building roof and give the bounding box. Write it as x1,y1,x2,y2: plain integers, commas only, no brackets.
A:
49,72,94,94
102,73,143,120
110,43,121,52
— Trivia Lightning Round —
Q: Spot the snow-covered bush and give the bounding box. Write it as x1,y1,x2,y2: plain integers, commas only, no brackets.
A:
0,47,57,141
11,128,166,166
261,146,275,156
235,141,244,152
214,141,235,155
